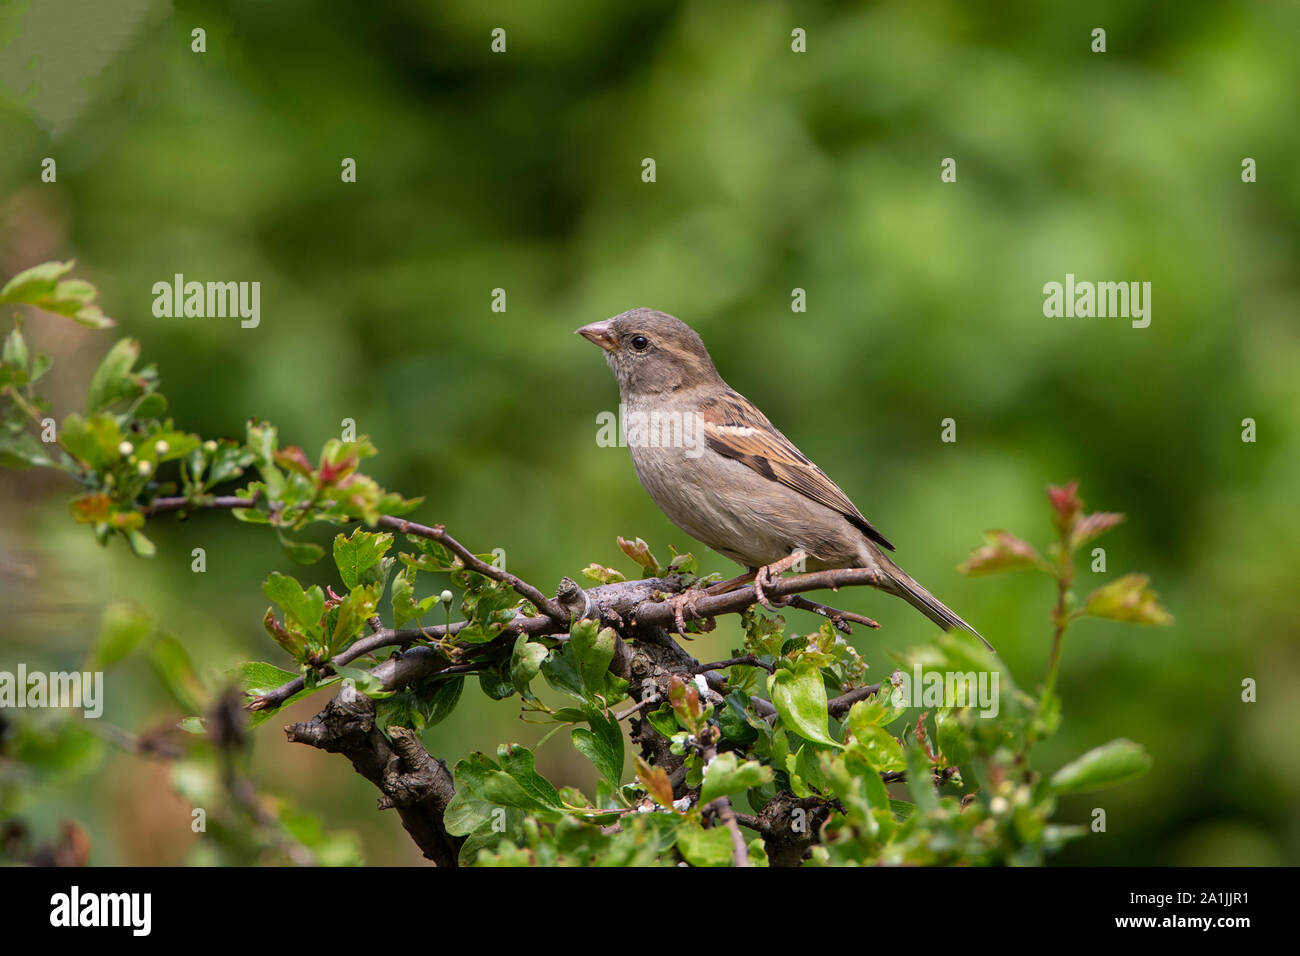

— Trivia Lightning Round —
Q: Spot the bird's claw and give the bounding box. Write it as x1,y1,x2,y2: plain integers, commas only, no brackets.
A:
752,550,807,611
668,588,712,638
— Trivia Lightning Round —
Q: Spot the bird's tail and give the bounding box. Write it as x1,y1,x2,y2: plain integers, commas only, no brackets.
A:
880,559,994,652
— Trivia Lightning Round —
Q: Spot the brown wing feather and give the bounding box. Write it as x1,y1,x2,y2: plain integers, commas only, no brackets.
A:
700,391,896,551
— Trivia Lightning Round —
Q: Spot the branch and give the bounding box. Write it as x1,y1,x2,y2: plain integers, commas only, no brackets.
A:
380,516,566,622
284,682,460,865
146,495,568,621
827,682,884,720
249,570,893,713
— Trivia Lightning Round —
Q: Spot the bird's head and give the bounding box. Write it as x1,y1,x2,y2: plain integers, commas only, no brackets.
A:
575,308,721,398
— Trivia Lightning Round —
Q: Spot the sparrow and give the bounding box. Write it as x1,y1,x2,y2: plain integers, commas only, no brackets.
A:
576,308,990,649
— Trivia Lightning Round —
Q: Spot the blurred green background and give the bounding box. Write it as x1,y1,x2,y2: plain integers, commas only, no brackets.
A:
2,0,1298,865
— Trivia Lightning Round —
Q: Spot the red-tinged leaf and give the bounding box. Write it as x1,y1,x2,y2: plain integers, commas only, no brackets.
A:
1071,511,1125,548
617,536,660,574
958,530,1046,576
273,445,314,477
318,439,364,485
262,608,304,657
636,755,675,809
1083,574,1173,626
1047,480,1083,534
668,674,702,723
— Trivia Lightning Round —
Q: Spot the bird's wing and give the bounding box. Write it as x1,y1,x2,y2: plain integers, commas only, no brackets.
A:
699,390,896,551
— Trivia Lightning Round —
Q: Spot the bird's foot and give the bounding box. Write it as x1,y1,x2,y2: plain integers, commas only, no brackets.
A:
752,550,808,610
667,587,715,638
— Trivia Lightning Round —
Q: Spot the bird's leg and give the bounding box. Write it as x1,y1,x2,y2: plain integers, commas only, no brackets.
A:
701,569,757,596
753,549,809,610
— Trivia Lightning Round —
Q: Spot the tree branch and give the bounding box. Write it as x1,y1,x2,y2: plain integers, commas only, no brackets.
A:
284,682,460,866
144,494,908,867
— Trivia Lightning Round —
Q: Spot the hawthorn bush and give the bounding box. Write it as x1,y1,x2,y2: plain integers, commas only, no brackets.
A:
0,263,1171,866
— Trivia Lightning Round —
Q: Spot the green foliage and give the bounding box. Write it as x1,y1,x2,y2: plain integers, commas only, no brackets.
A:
1,264,1169,866
0,260,114,329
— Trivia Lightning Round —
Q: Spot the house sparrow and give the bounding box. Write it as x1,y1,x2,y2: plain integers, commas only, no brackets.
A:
576,308,989,649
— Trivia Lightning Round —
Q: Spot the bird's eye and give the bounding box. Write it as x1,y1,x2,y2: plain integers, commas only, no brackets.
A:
630,334,650,351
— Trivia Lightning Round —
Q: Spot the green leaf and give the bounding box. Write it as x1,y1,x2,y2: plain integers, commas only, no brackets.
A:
0,429,55,469
391,570,436,628
904,742,940,815
509,635,550,697
540,641,587,700
59,412,121,470
443,789,497,837
571,705,624,785
3,323,28,370
86,339,144,414
768,661,841,749
262,572,326,635
131,392,168,420
279,534,326,565
934,708,971,765
149,636,206,715
236,661,299,698
0,260,114,328
497,745,563,810
331,583,381,652
234,660,333,727
570,618,616,695
458,753,556,814
333,528,393,589
333,662,394,699
1051,738,1152,794
581,563,626,584
644,704,679,740
846,723,906,773
717,691,759,745
675,822,733,867
425,677,464,728
478,669,516,700
700,752,773,804
845,701,906,772
126,529,156,558
87,602,153,669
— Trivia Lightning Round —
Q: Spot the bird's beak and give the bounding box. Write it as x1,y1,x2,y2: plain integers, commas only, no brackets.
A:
575,319,618,353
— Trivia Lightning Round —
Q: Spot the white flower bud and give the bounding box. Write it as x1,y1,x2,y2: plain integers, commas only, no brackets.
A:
154,439,170,455
137,460,152,476
118,441,134,456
